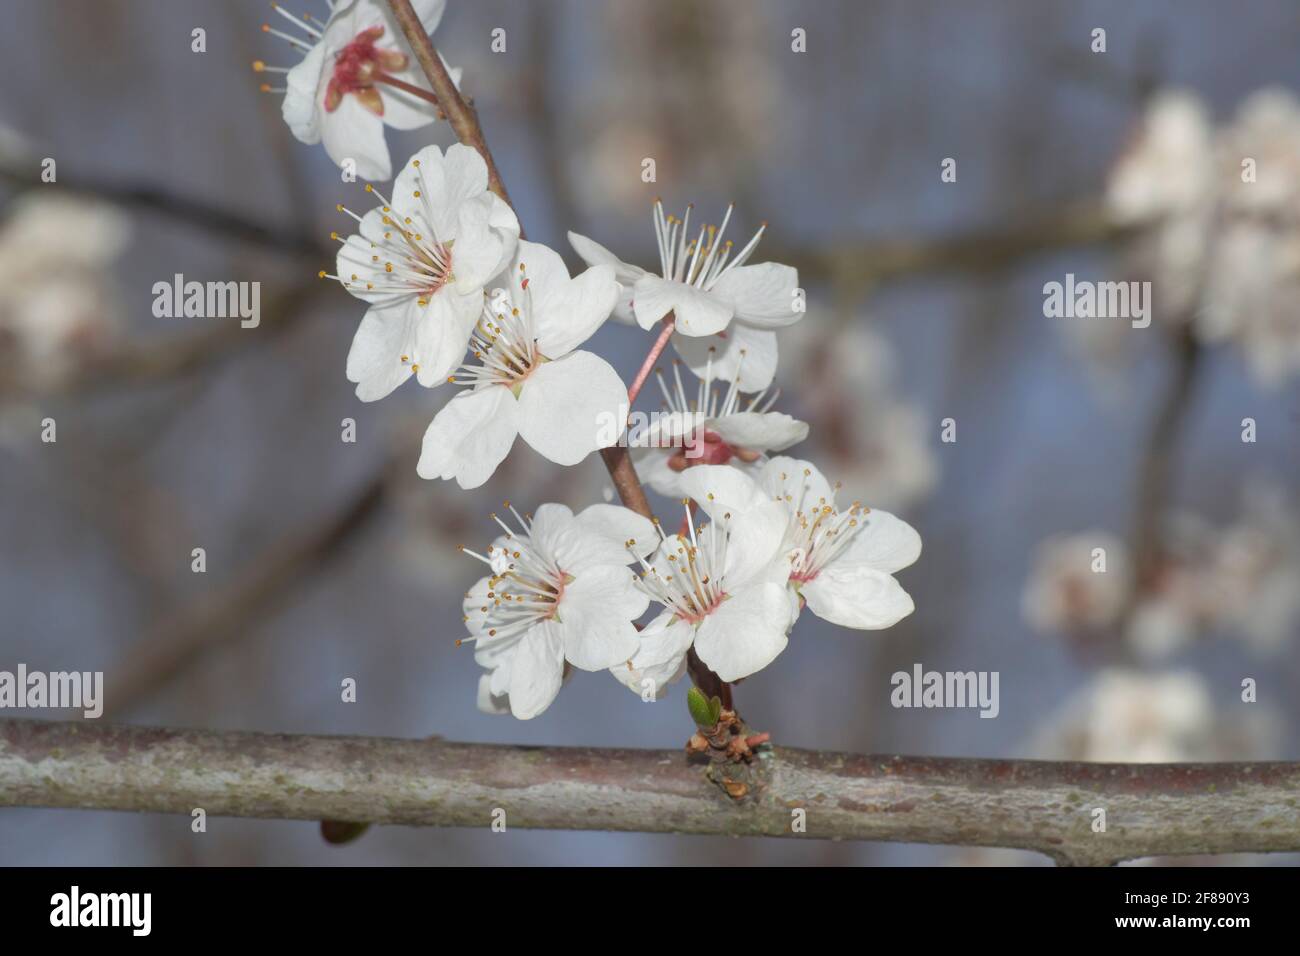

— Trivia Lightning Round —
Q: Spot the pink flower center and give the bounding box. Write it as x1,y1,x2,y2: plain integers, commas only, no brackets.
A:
324,26,409,115
667,429,763,472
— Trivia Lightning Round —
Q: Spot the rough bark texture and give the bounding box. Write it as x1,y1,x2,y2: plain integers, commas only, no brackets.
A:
3,719,1298,866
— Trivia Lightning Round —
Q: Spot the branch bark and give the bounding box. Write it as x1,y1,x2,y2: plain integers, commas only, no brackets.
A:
3,719,1298,867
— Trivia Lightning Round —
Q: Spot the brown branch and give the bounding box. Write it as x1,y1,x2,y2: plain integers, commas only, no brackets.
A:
102,472,389,717
387,0,518,222
4,719,1299,867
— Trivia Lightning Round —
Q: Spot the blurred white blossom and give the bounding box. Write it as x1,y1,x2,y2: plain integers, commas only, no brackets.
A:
1105,87,1300,385
1022,531,1132,636
1031,669,1277,763
0,193,130,389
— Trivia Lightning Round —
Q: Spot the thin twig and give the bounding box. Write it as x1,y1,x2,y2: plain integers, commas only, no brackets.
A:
626,316,676,407
4,719,1299,867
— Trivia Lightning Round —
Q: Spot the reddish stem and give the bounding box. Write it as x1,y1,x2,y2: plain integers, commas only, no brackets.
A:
626,315,676,408
373,72,444,115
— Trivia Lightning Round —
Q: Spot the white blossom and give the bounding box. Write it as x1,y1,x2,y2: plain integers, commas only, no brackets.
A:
327,143,520,401
1022,531,1132,636
630,357,807,497
258,0,461,182
759,456,920,630
568,200,801,391
463,502,657,719
0,194,130,389
417,240,624,488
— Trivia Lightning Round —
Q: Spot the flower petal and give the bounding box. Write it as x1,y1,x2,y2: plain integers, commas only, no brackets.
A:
572,503,659,562
693,579,792,681
710,411,808,452
507,621,566,719
450,198,517,293
839,508,923,574
709,262,800,327
413,285,480,385
632,275,733,335
557,564,646,670
800,565,915,630
476,673,511,715
416,385,519,488
608,610,694,698
517,351,628,465
282,42,326,144
678,463,770,516
567,231,647,286
345,297,418,401
320,94,390,181
759,456,836,510
672,323,778,392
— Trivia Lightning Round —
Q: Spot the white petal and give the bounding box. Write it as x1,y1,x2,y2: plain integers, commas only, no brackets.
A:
679,466,790,585
627,410,704,448
516,351,628,465
320,95,390,182
557,565,646,670
839,508,923,574
572,504,659,561
608,610,694,698
345,298,418,401
709,262,800,327
282,42,326,144
672,323,778,392
759,456,835,508
507,621,566,719
521,502,575,566
567,231,647,285
801,565,915,630
462,576,494,637
678,464,770,516
694,579,792,681
413,286,480,385
632,276,733,335
446,197,513,291
375,52,456,131
537,266,619,357
416,142,488,233
476,673,511,715
630,446,688,497
416,386,519,488
710,411,808,452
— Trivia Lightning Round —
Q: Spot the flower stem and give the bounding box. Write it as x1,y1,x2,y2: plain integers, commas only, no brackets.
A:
373,72,444,116
626,315,676,407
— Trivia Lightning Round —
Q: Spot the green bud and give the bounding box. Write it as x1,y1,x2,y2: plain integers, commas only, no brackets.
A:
687,686,716,728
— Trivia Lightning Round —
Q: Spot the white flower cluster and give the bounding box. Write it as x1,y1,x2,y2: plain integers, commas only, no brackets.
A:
265,0,922,719
1106,87,1300,386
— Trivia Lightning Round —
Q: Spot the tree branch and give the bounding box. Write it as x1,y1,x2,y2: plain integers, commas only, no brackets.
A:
3,719,1298,866
386,0,517,219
